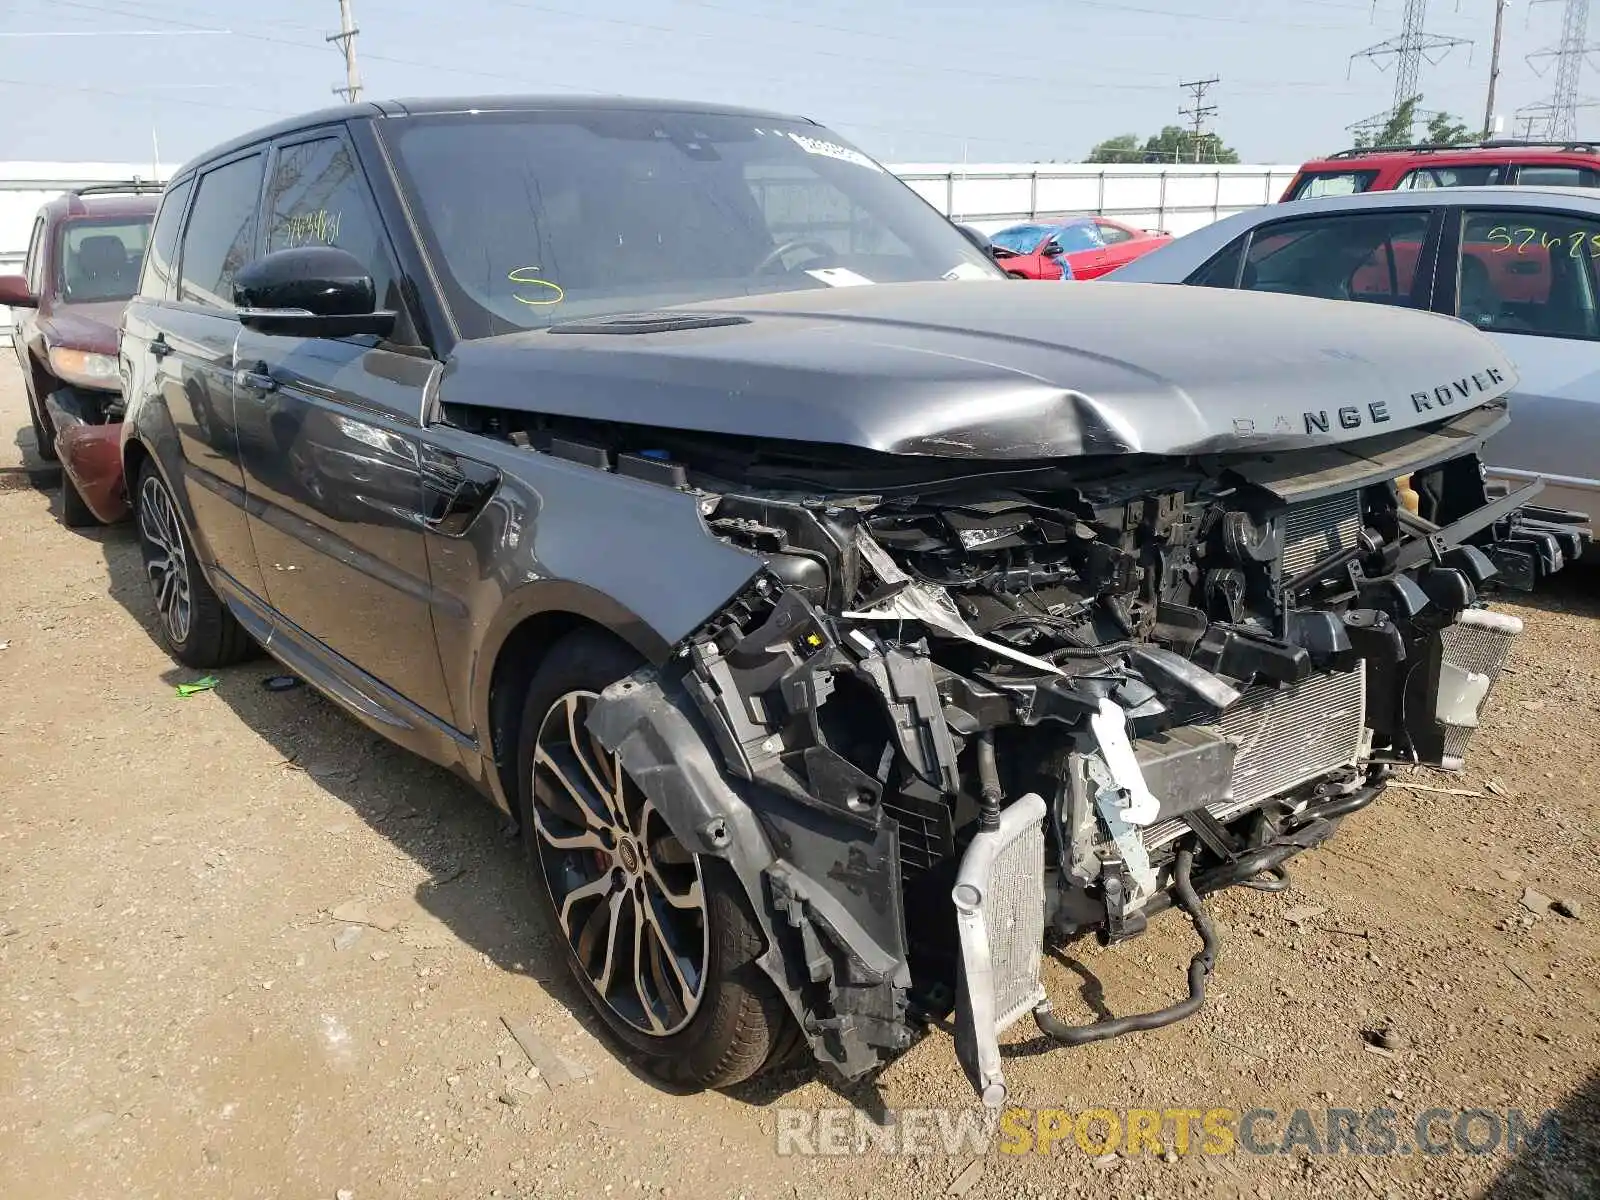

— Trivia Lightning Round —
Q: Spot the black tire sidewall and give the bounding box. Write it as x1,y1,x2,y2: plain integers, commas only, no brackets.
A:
60,471,96,527
513,632,783,1085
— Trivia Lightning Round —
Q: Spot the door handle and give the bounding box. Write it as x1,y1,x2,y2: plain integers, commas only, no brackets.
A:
150,334,170,359
234,362,278,393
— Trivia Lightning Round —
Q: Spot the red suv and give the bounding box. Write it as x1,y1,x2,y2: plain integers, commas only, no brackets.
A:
1281,140,1600,201
2,183,159,526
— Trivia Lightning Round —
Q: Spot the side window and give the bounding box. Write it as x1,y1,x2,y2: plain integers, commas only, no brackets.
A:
1513,165,1599,188
1288,171,1377,200
23,216,46,293
1186,237,1245,288
1095,221,1134,245
263,136,404,317
140,177,193,300
1457,209,1600,340
1397,165,1505,190
179,153,265,307
1239,211,1431,306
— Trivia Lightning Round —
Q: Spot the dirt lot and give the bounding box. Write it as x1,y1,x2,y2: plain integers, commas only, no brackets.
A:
0,360,1596,1200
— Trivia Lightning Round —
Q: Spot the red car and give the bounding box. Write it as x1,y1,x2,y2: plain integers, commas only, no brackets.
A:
988,217,1172,281
1282,140,1600,201
3,183,159,526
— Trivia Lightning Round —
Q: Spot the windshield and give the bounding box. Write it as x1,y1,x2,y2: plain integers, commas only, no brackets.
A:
57,216,151,303
383,109,1000,337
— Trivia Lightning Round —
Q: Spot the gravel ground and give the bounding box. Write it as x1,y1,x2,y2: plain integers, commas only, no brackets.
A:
0,362,1596,1200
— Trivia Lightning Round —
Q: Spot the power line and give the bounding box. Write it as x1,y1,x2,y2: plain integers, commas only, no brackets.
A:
1519,0,1600,138
328,0,363,104
1179,76,1220,162
1348,0,1473,140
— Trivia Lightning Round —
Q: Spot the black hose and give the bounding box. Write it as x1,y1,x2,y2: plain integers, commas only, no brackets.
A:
976,731,1002,833
1238,865,1292,892
1033,849,1217,1046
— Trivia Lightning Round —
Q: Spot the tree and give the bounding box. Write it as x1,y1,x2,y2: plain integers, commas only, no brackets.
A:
1352,95,1477,148
1087,126,1240,164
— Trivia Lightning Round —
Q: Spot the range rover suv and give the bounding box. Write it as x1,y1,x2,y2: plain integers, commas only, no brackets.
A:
118,96,1585,1105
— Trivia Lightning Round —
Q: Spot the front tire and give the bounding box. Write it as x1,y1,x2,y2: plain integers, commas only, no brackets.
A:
514,631,796,1089
133,460,252,669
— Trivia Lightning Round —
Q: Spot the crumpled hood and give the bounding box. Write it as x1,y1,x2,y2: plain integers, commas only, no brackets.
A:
440,281,1517,459
41,300,125,356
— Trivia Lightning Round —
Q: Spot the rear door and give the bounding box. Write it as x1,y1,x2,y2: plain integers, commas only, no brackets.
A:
1439,204,1600,517
231,128,455,724
156,152,271,601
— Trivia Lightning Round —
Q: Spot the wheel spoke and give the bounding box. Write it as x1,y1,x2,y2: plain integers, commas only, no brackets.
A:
645,857,704,911
630,894,666,1033
564,695,623,826
577,888,627,995
531,810,607,853
535,743,614,833
640,893,697,1007
557,873,613,937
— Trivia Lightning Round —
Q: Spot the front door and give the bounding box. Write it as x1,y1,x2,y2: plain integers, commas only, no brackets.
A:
233,131,453,723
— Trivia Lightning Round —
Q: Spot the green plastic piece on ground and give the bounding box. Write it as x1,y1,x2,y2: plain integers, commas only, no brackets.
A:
175,676,220,698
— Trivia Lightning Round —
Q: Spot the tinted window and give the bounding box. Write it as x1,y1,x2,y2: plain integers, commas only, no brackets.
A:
140,177,192,300
1457,209,1600,339
179,154,264,307
1241,211,1431,307
1187,238,1245,288
1288,171,1377,200
384,110,998,337
58,217,151,303
1095,220,1134,245
991,225,1051,254
264,136,402,314
1397,165,1505,190
1514,165,1600,188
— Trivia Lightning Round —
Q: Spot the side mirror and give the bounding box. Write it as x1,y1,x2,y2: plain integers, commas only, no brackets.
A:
0,274,39,308
1041,241,1063,257
233,246,395,338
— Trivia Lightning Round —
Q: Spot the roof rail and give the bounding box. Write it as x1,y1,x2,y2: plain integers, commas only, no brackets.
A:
69,180,167,197
1326,139,1598,159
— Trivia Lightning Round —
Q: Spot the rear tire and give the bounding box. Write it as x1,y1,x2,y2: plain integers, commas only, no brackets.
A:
60,471,96,528
514,631,796,1089
133,459,252,669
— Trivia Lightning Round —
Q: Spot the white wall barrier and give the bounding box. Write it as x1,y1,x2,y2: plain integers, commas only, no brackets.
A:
890,162,1302,237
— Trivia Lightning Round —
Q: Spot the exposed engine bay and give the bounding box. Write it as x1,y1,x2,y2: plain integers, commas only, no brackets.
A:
454,397,1588,1104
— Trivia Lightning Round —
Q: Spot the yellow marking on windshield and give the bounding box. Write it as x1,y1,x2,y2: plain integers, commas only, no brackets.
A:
508,266,565,305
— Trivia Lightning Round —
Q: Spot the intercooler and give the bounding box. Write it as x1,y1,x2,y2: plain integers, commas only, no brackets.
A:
1143,667,1368,849
1280,492,1363,577
1432,609,1523,768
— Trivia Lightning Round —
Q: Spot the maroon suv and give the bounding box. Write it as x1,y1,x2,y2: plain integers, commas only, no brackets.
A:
2,183,159,525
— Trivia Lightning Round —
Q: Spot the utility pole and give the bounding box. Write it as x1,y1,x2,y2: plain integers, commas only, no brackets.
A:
1485,0,1510,136
328,0,362,104
1179,77,1219,162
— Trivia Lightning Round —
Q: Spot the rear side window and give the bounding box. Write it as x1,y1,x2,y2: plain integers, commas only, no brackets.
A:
1239,211,1432,307
140,177,192,300
179,154,265,307
1457,209,1600,340
1187,238,1245,288
1287,170,1377,200
1397,164,1506,190
1095,220,1134,245
1513,164,1600,188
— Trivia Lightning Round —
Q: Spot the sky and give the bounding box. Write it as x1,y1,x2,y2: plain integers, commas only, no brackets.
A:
0,0,1585,168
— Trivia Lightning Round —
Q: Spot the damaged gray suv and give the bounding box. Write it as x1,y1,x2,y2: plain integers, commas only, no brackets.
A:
120,97,1587,1104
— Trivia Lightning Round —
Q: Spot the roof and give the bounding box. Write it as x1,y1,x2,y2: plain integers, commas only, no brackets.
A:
41,184,161,223
172,94,818,182
1304,140,1600,166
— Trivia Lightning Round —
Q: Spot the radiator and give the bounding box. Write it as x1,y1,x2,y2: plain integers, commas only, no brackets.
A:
952,791,1047,1108
1144,668,1367,848
1281,492,1363,578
